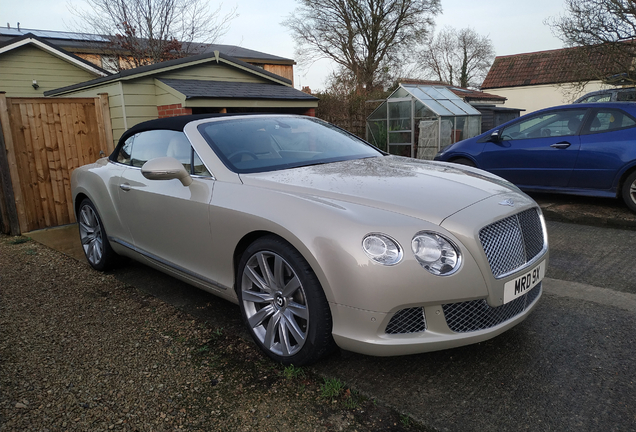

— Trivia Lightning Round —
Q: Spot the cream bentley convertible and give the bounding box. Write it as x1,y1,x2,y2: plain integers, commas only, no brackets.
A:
72,114,549,365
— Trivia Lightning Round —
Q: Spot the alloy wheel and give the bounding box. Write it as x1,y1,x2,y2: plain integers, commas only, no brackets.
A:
241,251,309,357
79,204,104,266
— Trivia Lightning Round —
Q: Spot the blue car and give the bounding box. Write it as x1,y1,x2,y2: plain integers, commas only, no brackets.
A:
434,102,636,212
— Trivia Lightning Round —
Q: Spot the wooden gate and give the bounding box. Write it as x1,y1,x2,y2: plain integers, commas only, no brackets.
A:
0,94,113,234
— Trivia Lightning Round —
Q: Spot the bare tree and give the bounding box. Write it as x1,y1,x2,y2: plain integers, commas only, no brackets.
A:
419,27,495,88
546,0,636,86
283,0,441,91
71,0,237,69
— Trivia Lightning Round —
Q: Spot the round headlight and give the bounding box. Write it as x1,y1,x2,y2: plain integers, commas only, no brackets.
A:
411,232,461,276
362,233,403,266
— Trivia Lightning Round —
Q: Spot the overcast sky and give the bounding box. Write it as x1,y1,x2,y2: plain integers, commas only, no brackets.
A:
2,0,567,90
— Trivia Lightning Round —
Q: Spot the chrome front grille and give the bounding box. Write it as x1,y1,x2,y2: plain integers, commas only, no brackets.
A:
385,307,427,334
442,283,541,333
479,208,545,278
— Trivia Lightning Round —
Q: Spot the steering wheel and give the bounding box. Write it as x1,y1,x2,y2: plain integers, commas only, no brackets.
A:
228,150,258,163
541,128,551,137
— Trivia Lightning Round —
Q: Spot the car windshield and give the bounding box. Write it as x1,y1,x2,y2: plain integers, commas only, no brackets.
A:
198,116,382,173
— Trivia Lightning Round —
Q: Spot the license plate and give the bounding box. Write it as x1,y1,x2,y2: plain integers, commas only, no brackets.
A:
503,260,545,304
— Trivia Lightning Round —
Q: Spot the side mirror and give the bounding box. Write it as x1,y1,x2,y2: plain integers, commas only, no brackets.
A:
490,130,502,142
141,157,192,187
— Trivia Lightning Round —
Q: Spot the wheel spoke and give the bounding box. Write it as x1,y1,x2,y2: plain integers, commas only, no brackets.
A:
283,309,306,343
86,240,95,261
282,275,301,298
286,301,308,320
245,265,269,292
274,255,285,288
278,315,292,356
80,233,94,245
248,304,276,329
81,207,96,227
241,290,274,304
263,311,281,348
92,238,103,261
258,253,276,288
79,221,95,235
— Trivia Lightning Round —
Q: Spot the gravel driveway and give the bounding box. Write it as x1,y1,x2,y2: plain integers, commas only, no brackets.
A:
0,235,422,432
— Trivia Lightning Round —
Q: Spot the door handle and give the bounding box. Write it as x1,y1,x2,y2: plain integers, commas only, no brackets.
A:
120,183,131,191
550,142,571,149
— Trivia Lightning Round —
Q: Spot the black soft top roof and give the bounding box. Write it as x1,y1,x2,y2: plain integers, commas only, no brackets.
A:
117,112,294,147
117,114,227,145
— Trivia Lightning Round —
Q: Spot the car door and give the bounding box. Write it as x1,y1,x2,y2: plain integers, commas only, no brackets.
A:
115,129,217,278
477,108,587,188
568,107,636,191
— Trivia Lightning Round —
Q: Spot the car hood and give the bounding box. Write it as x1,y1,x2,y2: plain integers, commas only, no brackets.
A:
239,156,521,225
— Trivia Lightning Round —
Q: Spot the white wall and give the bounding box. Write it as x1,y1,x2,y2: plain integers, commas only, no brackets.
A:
484,80,607,114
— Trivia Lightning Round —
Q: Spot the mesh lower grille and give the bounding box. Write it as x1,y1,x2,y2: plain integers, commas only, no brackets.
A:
385,307,427,334
479,208,545,278
442,283,541,333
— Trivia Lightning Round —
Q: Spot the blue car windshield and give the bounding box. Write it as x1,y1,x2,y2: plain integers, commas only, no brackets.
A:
198,116,382,173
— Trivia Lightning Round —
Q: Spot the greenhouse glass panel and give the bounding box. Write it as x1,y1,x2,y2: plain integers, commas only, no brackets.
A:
411,95,453,116
389,131,411,144
368,102,388,120
453,116,466,142
367,121,387,151
466,116,481,138
414,100,435,119
440,118,454,149
388,144,411,157
416,86,448,101
433,98,472,116
433,86,464,101
391,87,410,98
388,101,411,131
409,87,434,101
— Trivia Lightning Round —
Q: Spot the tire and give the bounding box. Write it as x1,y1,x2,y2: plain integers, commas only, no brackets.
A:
451,157,476,168
621,171,636,213
78,198,117,271
237,236,336,365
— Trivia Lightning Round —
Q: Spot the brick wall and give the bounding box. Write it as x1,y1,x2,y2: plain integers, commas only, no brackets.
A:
157,104,193,118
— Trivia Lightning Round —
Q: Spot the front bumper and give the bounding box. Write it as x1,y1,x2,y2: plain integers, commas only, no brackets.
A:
330,283,542,356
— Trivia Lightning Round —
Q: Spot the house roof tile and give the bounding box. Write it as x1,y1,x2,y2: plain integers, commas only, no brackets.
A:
481,45,625,89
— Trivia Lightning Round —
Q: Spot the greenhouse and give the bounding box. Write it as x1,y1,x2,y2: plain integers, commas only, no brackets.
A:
366,84,482,159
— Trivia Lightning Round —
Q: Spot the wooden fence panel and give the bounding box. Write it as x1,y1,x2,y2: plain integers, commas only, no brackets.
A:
0,95,111,234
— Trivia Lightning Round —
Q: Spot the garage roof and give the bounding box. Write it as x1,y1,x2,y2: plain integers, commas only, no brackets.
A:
158,79,317,101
